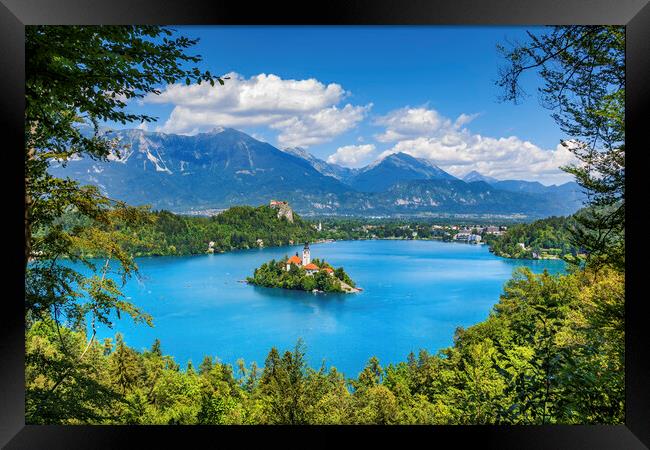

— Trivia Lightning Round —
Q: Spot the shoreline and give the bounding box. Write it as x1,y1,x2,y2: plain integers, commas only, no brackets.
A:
51,236,550,263
244,279,361,294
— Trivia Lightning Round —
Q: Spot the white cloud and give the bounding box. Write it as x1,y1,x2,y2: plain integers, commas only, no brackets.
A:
145,72,369,146
273,104,371,147
453,112,480,129
327,144,376,168
374,107,577,185
374,107,452,142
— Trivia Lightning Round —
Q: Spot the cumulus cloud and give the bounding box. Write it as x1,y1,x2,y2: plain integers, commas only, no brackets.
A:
374,106,577,185
453,112,480,129
273,104,371,147
374,107,452,142
145,72,370,146
327,144,376,168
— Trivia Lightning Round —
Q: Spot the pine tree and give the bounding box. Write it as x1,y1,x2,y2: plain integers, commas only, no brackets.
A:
151,339,162,357
110,333,142,394
199,356,214,376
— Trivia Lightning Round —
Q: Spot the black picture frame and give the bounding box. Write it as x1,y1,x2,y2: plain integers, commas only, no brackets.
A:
1,0,648,447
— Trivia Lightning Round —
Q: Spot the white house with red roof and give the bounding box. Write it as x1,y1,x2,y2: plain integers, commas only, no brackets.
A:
285,254,302,271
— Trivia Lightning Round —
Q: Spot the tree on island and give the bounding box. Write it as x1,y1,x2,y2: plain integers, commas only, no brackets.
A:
247,257,356,293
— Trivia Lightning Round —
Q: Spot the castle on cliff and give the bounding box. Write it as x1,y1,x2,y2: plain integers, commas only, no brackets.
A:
269,200,294,223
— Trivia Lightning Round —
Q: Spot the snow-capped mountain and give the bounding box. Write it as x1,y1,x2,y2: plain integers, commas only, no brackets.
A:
50,128,351,212
50,128,586,217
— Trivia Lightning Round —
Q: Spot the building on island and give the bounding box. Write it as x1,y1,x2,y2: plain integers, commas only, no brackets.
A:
284,242,334,276
302,241,311,265
285,254,302,271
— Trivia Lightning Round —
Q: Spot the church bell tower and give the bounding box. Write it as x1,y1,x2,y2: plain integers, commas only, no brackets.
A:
302,242,311,266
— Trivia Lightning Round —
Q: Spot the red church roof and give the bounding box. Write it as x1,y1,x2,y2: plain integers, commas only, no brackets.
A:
287,255,302,265
304,263,319,270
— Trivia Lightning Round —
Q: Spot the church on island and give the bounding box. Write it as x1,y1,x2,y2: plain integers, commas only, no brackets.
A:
285,242,335,276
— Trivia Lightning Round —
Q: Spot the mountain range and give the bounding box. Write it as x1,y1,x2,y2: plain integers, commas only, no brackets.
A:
49,127,586,218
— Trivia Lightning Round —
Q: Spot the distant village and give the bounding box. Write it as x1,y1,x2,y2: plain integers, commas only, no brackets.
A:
350,223,508,244
448,225,507,244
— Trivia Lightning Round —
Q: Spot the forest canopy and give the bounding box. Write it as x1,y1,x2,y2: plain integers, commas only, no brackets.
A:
53,204,319,257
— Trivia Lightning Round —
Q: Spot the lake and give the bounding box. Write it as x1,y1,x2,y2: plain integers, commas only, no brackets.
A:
90,240,565,377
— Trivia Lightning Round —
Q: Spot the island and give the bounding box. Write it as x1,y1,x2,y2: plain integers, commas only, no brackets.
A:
246,242,360,293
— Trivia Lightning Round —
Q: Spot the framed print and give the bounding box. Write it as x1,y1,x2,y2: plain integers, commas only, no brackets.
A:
1,0,649,447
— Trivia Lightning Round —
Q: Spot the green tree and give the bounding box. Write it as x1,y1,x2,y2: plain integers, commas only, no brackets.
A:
25,25,222,266
455,340,506,424
260,340,310,424
25,319,124,424
199,356,214,376
497,26,624,270
25,25,221,416
110,333,143,394
151,338,163,357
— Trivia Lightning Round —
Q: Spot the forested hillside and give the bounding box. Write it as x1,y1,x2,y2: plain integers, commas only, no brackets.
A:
140,205,317,255
56,204,318,256
486,215,580,259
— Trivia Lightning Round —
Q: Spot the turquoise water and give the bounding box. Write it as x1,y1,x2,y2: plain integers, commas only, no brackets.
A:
88,240,565,377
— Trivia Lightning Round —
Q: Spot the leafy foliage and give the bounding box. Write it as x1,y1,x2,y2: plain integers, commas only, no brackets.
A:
486,215,580,260
497,26,624,270
25,25,220,417
26,266,623,424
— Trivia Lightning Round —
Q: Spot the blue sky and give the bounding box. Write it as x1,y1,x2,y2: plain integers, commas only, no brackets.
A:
117,26,577,184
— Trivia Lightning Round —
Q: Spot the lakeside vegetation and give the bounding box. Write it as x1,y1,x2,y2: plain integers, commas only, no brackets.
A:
246,257,356,293
24,24,625,426
54,204,580,262
26,265,623,424
54,205,317,257
484,215,580,260
313,215,583,262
